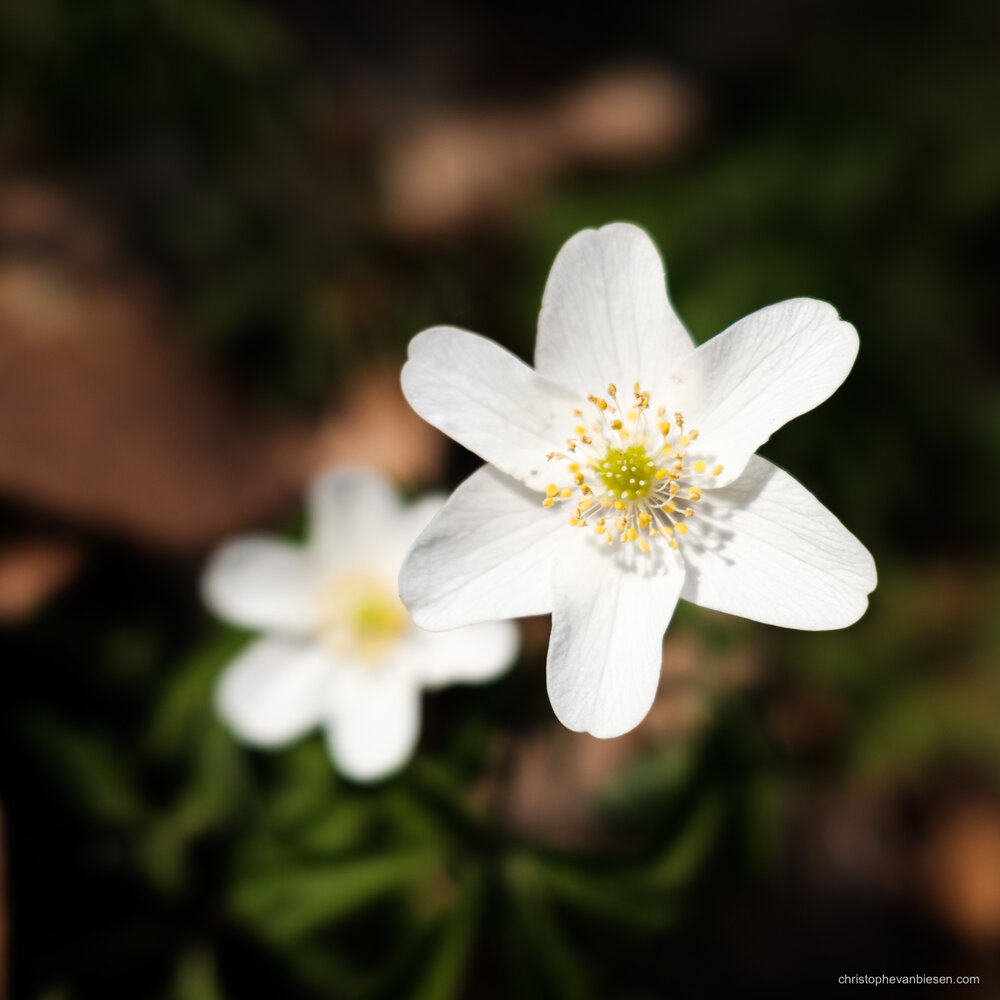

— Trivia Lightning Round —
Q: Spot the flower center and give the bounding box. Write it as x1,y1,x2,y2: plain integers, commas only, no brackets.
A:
543,382,724,555
597,444,657,501
315,572,409,663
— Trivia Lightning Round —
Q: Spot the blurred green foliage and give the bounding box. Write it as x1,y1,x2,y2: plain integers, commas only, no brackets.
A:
2,0,1000,997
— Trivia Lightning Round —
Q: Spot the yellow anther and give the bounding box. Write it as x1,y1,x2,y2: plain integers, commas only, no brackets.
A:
669,538,679,550
675,412,684,429
542,498,555,508
568,516,580,526
694,460,707,473
638,512,652,528
688,429,699,440
638,539,650,553
608,383,617,396
662,524,674,535
574,473,585,485
579,499,592,510
604,533,614,545
684,507,695,517
610,419,622,431
581,485,593,495
567,441,577,452
615,516,627,532
667,482,680,495
654,468,669,480
613,500,627,510
546,483,559,498
569,463,580,472
659,421,671,435
712,464,724,477
594,521,606,535
580,435,592,444
687,487,702,501
660,445,673,457
679,435,692,448
625,527,638,542
573,408,583,417
575,425,586,435
633,381,640,393
560,488,573,498
675,522,688,535
627,409,638,422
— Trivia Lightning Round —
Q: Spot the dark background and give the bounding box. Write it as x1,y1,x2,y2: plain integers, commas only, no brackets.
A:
1,1,999,997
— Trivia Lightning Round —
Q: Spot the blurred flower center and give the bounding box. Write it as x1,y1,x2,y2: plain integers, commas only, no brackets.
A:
543,382,723,554
315,572,409,663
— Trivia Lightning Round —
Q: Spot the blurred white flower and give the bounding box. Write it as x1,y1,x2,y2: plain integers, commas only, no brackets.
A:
400,222,876,739
202,468,519,781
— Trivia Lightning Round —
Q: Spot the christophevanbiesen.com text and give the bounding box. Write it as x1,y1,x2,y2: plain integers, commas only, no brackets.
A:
839,974,980,986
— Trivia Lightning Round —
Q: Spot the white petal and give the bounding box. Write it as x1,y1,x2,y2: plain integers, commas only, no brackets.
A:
535,223,695,398
399,465,562,630
201,535,317,632
401,327,583,490
676,298,859,485
327,659,421,782
215,636,331,746
307,467,402,566
399,493,447,539
681,455,876,629
547,540,685,738
412,619,520,687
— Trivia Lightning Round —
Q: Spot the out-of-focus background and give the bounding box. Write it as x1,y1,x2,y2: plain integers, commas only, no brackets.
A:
1,1,999,997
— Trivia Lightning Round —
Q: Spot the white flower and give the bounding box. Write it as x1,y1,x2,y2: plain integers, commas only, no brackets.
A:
201,468,519,781
399,223,876,739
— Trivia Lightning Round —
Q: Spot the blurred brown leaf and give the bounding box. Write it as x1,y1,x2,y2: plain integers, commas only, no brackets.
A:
921,798,1000,947
0,538,84,623
380,66,702,237
307,364,446,486
0,181,443,551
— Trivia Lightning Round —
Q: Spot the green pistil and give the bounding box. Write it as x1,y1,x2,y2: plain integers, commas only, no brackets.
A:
596,445,656,500
353,595,407,640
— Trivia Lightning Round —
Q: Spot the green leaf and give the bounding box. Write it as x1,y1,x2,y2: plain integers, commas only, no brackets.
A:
527,857,674,932
146,628,248,758
645,793,725,889
23,714,142,825
231,850,440,940
409,873,484,1000
504,854,593,1000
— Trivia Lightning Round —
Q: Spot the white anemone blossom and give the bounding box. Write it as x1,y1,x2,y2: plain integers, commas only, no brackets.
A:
201,468,519,781
399,223,876,739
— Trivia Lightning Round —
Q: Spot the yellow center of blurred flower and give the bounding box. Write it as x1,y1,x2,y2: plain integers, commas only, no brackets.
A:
316,572,409,663
542,382,724,554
